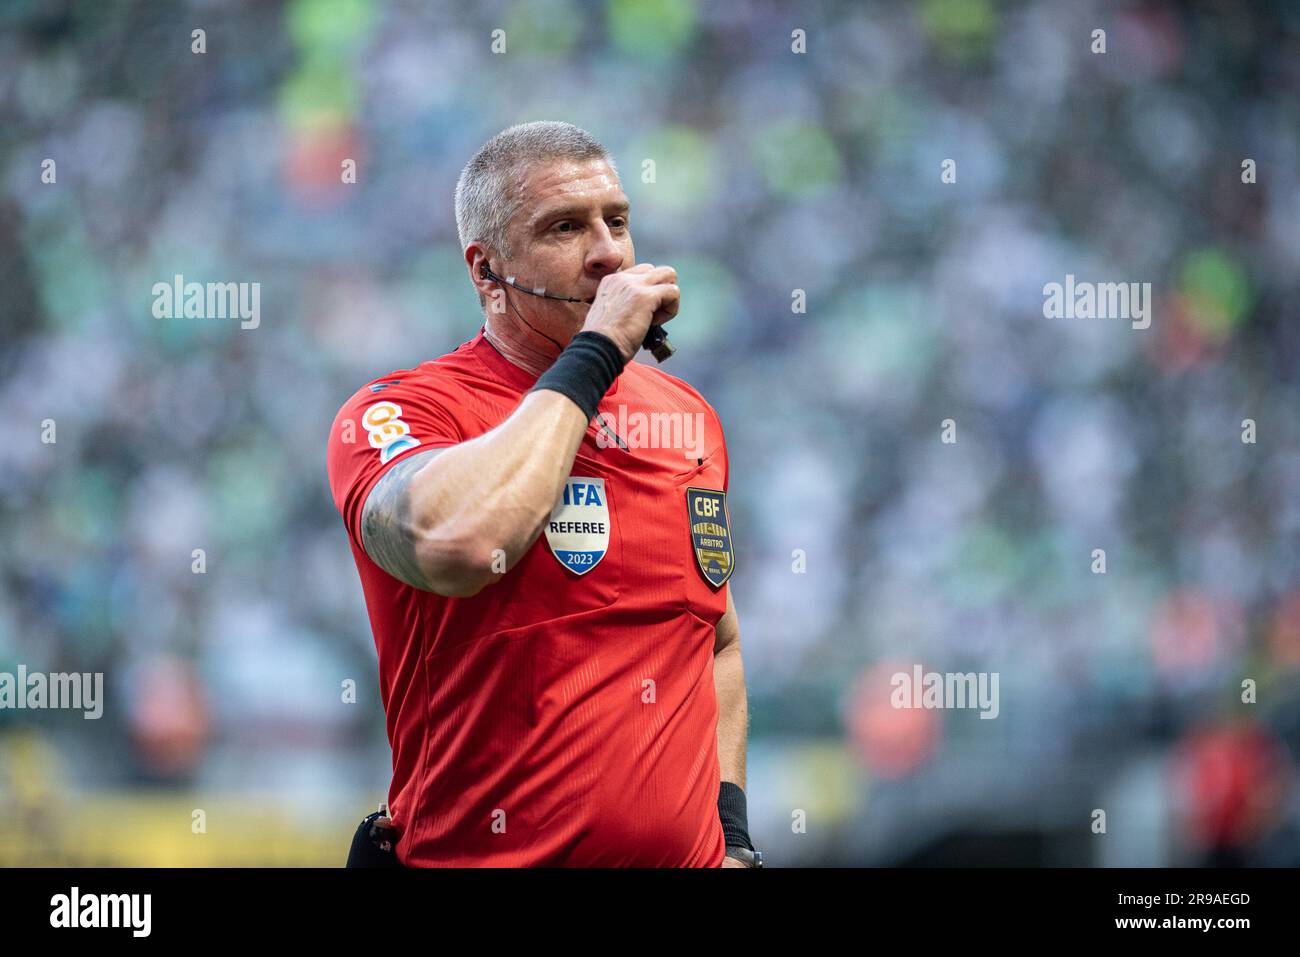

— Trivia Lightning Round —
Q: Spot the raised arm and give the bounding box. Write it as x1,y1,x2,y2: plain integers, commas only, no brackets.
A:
360,389,589,596
360,265,679,597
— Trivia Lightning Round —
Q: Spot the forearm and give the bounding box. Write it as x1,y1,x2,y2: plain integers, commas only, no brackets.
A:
407,389,587,568
713,642,748,788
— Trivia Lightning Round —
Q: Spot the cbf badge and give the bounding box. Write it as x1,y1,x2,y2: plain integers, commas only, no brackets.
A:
545,477,610,575
686,487,734,587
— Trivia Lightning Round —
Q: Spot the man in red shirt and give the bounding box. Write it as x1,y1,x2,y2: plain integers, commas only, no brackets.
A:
327,122,758,867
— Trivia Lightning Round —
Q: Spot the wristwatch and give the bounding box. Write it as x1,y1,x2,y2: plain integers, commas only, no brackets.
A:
724,845,763,868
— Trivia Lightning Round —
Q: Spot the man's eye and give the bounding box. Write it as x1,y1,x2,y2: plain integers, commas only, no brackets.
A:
554,221,576,233
610,218,628,229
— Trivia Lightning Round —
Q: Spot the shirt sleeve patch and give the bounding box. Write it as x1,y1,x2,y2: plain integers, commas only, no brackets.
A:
363,400,422,463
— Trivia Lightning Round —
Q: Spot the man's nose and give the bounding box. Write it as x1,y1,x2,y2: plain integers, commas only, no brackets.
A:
585,223,625,275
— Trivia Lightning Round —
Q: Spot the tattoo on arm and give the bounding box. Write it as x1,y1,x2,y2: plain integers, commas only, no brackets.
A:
360,449,445,590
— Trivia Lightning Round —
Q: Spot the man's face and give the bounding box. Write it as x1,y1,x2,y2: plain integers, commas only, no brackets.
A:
489,157,634,343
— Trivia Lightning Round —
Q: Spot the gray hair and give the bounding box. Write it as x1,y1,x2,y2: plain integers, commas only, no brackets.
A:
455,122,617,303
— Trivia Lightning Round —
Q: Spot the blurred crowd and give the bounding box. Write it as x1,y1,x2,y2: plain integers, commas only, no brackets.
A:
1,0,1298,865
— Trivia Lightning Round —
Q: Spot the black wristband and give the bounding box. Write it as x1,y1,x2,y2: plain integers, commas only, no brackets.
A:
717,781,754,852
530,331,627,421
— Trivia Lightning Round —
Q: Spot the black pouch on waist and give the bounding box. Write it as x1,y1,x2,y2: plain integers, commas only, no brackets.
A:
346,809,405,868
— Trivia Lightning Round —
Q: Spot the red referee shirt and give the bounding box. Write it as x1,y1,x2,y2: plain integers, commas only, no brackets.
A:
326,328,732,867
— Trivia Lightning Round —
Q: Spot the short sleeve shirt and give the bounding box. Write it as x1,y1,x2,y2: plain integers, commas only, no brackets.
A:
326,328,732,866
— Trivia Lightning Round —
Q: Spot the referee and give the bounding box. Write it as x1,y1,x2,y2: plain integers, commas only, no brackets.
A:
327,121,758,867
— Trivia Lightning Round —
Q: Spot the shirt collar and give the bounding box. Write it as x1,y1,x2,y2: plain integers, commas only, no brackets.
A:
471,325,625,398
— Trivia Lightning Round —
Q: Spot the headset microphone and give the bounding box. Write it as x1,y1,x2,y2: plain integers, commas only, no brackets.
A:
481,263,675,363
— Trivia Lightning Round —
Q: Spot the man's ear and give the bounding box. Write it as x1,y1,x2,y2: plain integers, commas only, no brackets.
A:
479,260,508,315
466,246,493,299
